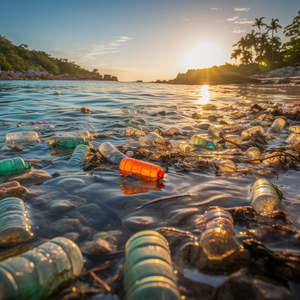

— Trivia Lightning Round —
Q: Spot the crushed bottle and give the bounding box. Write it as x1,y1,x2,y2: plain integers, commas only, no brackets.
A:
241,126,264,140
33,124,55,131
224,135,241,148
211,160,237,172
138,124,162,133
169,140,192,152
0,197,31,246
99,142,126,164
270,118,285,133
0,237,84,300
289,126,300,134
0,157,31,176
208,125,223,138
49,136,89,148
69,144,90,166
140,132,164,147
191,135,215,148
123,230,180,300
245,147,261,160
6,132,39,144
125,127,145,137
286,133,300,145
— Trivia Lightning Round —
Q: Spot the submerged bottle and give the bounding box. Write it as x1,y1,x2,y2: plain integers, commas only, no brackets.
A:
245,147,261,160
286,133,300,145
289,126,300,134
0,197,31,246
0,237,84,300
49,136,89,148
249,120,266,127
99,142,126,164
119,157,165,179
125,127,145,137
191,135,215,148
140,132,164,147
123,230,180,300
0,157,31,176
33,124,55,131
169,140,192,152
139,124,162,133
241,126,264,140
68,144,90,166
208,125,223,138
250,179,282,214
6,132,39,144
126,118,148,125
270,118,285,133
224,135,241,148
57,131,94,140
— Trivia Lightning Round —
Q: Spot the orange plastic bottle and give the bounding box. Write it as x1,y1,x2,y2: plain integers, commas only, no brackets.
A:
119,157,165,179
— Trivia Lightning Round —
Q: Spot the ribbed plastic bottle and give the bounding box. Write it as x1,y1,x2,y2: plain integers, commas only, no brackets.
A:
0,197,31,246
125,127,145,136
68,144,90,166
123,230,181,300
241,126,264,140
191,135,215,148
286,133,300,144
49,136,89,148
0,157,31,176
170,140,192,152
208,125,223,138
119,157,165,179
140,132,164,147
6,132,39,144
250,179,282,214
245,147,261,159
224,135,241,148
249,120,266,127
33,124,55,131
98,142,126,164
57,131,94,140
0,237,84,300
138,125,162,133
289,126,300,134
270,118,285,133
198,207,239,268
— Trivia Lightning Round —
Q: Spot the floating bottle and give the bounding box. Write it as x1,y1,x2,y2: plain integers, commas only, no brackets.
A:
49,136,89,148
0,237,84,300
36,121,51,124
98,142,126,164
139,124,162,133
140,132,164,147
270,118,285,133
57,131,94,140
191,135,215,148
224,135,241,148
211,160,237,172
125,127,145,137
241,126,264,140
0,197,31,246
68,144,90,166
125,118,148,125
6,132,39,144
249,120,266,127
198,207,239,269
119,157,165,179
169,140,192,152
208,125,223,138
165,127,179,135
250,179,283,214
123,230,180,300
33,124,55,131
286,133,300,145
0,157,31,176
289,126,300,134
245,147,261,160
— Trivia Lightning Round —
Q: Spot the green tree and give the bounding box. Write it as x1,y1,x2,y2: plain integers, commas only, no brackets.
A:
266,18,282,63
230,48,242,65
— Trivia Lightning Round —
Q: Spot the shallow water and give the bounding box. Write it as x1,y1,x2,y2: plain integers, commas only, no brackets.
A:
1,81,300,299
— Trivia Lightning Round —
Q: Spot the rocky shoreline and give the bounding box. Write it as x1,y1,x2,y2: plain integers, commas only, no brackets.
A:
0,67,118,81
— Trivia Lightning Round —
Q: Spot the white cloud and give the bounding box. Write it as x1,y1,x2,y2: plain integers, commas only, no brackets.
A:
234,18,254,24
227,16,239,21
234,7,250,12
231,27,246,34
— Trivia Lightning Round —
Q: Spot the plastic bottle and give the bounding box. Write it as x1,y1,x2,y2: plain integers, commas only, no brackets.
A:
140,132,164,147
224,135,241,148
57,131,94,140
270,118,285,133
36,121,51,124
249,120,266,127
198,207,239,268
245,147,261,159
139,125,162,133
0,197,31,246
123,109,131,114
125,118,148,125
250,179,282,214
68,144,90,166
123,230,180,300
289,126,300,134
49,136,89,148
0,157,31,176
208,125,223,138
211,160,237,172
191,135,215,148
241,126,264,140
6,132,39,144
33,124,55,130
0,237,84,300
125,127,145,137
286,133,300,145
98,142,126,164
169,140,192,152
165,127,179,135
119,157,165,179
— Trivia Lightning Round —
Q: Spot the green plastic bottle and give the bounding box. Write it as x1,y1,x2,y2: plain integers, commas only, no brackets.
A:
0,237,84,300
123,230,181,300
0,197,31,246
49,136,89,148
0,157,31,176
139,125,162,133
191,135,216,148
125,118,148,126
249,120,267,127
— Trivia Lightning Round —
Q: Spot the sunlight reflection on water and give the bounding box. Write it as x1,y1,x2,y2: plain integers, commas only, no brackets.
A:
198,84,210,105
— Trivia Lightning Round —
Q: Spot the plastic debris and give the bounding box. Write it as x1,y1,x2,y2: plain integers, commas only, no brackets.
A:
140,132,164,147
270,118,285,133
208,125,224,137
33,124,55,130
6,132,39,144
0,157,31,176
191,135,215,148
69,144,90,166
99,142,126,164
125,127,145,137
49,136,89,148
245,147,261,159
241,126,264,140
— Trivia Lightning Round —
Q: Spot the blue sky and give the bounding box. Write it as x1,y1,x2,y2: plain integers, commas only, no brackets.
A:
0,0,299,81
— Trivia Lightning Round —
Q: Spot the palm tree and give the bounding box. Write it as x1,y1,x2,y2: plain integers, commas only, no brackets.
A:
230,48,242,65
252,17,266,56
246,30,259,62
266,18,282,63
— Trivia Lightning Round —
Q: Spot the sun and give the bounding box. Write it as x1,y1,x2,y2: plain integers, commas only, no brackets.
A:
183,42,228,70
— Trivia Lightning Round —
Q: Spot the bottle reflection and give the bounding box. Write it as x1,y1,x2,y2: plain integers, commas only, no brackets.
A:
120,178,164,195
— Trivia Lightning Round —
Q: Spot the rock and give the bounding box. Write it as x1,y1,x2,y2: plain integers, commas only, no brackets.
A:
9,170,52,184
166,208,199,226
251,104,263,111
194,123,211,130
56,177,87,191
278,78,291,84
80,239,112,255
50,200,77,213
75,224,93,237
32,198,51,206
192,112,202,119
123,215,154,232
0,181,28,200
62,232,80,242
158,111,167,115
0,181,20,191
43,218,80,238
93,230,123,252
22,189,46,201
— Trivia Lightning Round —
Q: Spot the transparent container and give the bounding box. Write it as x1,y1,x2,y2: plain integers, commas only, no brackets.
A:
245,147,261,159
170,140,192,152
135,118,148,125
289,126,300,134
68,145,90,166
123,230,180,300
125,127,145,137
165,127,179,135
6,132,39,144
250,179,282,214
262,151,288,166
49,136,89,148
0,157,31,176
208,125,223,138
0,197,31,246
211,160,237,172
139,125,162,133
98,142,126,164
270,118,285,133
57,131,94,140
249,120,266,127
286,133,300,145
125,118,148,125
241,126,264,140
33,124,55,131
0,237,83,300
191,135,215,148
140,132,163,147
224,135,241,148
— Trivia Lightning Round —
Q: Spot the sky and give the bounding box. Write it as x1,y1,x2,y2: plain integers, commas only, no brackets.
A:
0,0,299,81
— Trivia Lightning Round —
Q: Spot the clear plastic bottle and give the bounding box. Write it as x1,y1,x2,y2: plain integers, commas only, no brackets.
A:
98,142,126,164
57,131,94,140
170,140,192,152
6,132,39,144
270,118,285,133
286,133,300,145
125,127,145,137
245,147,261,159
139,124,162,133
0,197,31,246
241,126,264,140
165,127,179,135
125,118,148,125
191,135,216,148
0,237,84,300
33,124,55,131
68,144,90,166
123,230,180,300
198,207,239,268
0,157,31,176
211,160,237,172
249,120,266,127
208,125,224,137
289,126,300,134
140,132,163,147
49,136,89,148
250,179,282,214
224,135,241,148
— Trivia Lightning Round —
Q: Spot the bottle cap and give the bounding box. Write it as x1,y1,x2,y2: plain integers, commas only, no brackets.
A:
126,150,134,157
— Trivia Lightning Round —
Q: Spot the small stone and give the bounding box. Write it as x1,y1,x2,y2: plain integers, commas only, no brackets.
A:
80,239,112,255
194,123,210,130
56,178,86,190
43,218,80,238
62,232,80,242
32,198,51,206
0,186,28,200
93,230,123,252
50,200,77,213
122,216,154,232
9,170,52,184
